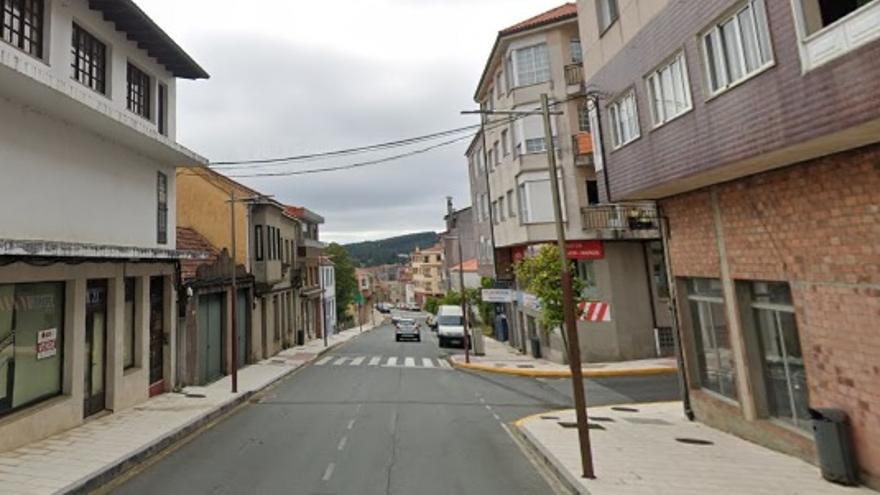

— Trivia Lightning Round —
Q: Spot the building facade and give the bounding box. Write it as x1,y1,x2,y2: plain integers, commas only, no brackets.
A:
287,207,326,342
468,2,668,363
577,0,880,487
0,0,208,451
442,201,478,292
411,244,445,307
321,258,336,337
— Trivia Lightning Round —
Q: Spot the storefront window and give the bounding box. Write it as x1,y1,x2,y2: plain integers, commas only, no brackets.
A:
0,282,65,416
686,278,737,401
576,260,599,300
124,278,136,369
748,281,810,429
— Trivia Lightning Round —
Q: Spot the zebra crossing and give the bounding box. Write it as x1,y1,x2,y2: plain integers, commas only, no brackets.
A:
314,355,452,370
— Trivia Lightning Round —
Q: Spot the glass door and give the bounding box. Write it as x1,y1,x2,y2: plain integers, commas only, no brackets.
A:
0,285,13,412
84,280,107,417
149,277,165,395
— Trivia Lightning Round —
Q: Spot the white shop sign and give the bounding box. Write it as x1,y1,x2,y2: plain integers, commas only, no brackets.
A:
36,328,57,360
482,289,514,303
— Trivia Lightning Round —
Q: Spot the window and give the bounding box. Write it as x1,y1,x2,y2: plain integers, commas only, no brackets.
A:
596,0,619,33
576,260,599,299
500,130,510,156
157,172,168,245
487,149,494,171
71,24,107,94
646,51,692,126
493,142,500,165
608,90,640,149
507,190,515,217
587,101,604,171
577,104,591,133
702,0,773,95
158,84,168,136
518,172,564,224
570,38,583,64
800,0,876,35
1,0,43,58
498,197,505,221
648,242,670,299
255,225,264,261
745,281,810,429
124,278,136,369
516,111,553,154
127,63,152,119
0,282,65,417
686,278,737,401
517,183,528,220
491,201,498,225
276,232,283,262
794,0,880,70
513,43,551,87
586,180,600,205
495,72,502,100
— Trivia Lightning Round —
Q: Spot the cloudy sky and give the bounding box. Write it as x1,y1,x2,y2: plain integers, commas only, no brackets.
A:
137,0,561,244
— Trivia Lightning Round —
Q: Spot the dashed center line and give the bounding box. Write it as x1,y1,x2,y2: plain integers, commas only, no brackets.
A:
337,436,347,451
322,462,335,481
347,419,355,430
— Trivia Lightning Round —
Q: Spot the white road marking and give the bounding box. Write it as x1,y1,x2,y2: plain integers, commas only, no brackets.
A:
492,413,501,421
316,356,333,366
422,358,434,368
368,356,381,366
438,360,452,369
333,357,348,366
404,357,416,367
386,357,398,367
338,436,347,451
347,419,355,430
322,463,335,481
350,356,365,366
484,404,492,411
479,397,486,404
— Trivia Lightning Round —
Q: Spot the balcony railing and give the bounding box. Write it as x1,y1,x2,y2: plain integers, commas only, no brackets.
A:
581,202,660,238
564,63,584,87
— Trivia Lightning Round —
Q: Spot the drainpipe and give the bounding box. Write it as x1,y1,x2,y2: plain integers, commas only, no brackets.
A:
658,205,694,420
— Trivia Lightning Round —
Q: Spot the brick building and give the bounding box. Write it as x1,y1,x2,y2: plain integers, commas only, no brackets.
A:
577,0,880,487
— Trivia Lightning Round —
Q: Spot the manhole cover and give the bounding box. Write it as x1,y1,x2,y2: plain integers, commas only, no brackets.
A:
558,421,605,430
675,437,714,446
589,416,615,423
624,418,673,426
611,406,639,413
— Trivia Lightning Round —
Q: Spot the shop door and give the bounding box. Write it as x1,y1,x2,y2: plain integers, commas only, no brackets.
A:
237,290,250,368
84,280,107,417
198,293,225,384
149,277,165,395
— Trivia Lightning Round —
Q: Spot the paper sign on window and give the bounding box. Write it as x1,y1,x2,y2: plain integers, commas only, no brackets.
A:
36,328,57,360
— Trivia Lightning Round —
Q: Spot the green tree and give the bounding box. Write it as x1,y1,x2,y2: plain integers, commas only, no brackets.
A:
326,242,357,325
513,245,584,349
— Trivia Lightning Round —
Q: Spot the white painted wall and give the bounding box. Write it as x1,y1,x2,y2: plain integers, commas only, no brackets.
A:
0,95,176,249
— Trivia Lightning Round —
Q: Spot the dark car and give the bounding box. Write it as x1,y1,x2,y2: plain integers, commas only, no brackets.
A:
394,319,420,342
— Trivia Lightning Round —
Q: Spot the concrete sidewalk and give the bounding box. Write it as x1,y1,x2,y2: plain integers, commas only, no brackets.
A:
516,401,873,495
0,320,381,495
449,335,677,378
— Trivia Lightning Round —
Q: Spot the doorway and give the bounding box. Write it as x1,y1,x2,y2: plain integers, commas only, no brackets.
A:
84,280,108,417
149,276,165,396
198,292,226,384
237,289,250,368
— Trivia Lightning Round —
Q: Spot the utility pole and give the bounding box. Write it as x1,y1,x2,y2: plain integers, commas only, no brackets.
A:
229,188,238,394
540,93,595,479
321,259,327,348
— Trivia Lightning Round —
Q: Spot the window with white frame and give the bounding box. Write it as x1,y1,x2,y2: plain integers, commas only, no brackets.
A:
570,38,583,64
701,0,773,95
498,196,505,221
507,190,515,217
493,141,500,165
596,0,620,33
501,130,509,156
793,0,880,71
587,100,604,171
646,51,692,127
487,149,494,171
514,108,556,154
517,172,565,224
512,43,551,87
577,104,591,132
608,90,640,149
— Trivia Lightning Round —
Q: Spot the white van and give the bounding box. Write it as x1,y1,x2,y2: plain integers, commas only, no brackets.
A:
436,305,465,348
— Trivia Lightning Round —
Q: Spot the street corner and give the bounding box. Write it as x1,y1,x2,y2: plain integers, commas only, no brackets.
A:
449,357,678,379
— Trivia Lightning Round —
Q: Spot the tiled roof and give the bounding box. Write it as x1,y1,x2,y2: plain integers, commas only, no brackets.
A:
284,205,325,224
177,227,219,281
450,259,479,272
500,3,577,36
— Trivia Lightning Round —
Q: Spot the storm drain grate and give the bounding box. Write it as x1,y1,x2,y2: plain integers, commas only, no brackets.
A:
611,406,640,413
675,437,714,446
589,416,615,423
516,364,535,368
623,418,673,426
558,421,606,430
184,393,206,399
540,416,560,420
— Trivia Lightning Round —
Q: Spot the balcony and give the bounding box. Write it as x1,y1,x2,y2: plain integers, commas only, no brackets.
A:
572,132,594,167
581,202,660,240
564,63,584,94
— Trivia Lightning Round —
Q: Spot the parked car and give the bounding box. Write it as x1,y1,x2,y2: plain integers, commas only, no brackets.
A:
395,319,420,342
436,305,465,348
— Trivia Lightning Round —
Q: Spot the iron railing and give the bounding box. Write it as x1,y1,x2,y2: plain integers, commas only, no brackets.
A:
564,63,584,86
581,202,659,231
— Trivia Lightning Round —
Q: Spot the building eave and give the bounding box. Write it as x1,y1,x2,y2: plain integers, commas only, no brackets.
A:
0,239,209,260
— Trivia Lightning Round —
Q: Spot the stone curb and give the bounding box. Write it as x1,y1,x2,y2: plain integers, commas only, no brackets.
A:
451,360,678,379
63,326,376,494
512,409,589,495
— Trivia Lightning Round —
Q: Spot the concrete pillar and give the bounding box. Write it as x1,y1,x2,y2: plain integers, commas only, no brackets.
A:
105,275,124,411
162,275,176,392
65,278,87,404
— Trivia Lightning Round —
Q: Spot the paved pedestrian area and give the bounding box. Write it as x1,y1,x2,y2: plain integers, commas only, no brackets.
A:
517,401,874,495
0,322,379,495
450,335,677,378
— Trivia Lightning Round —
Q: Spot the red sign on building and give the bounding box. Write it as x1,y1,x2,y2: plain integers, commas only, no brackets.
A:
566,240,604,260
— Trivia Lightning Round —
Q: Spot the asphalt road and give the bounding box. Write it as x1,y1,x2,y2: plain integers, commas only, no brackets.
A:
111,313,679,495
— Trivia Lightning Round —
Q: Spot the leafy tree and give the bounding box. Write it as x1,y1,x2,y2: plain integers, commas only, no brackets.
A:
326,243,357,325
513,245,584,349
477,277,494,327
424,297,440,315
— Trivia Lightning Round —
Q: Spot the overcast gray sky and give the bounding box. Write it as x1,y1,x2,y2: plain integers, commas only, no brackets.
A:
139,0,561,244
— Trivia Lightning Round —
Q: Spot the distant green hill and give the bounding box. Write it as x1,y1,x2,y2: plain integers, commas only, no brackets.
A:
345,232,439,267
